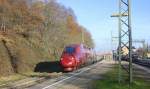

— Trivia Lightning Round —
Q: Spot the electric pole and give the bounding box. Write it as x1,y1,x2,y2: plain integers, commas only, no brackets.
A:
133,40,145,59
82,29,85,44
111,31,118,60
111,0,133,84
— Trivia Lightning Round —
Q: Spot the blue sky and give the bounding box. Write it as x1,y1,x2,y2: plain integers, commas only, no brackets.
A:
56,0,150,52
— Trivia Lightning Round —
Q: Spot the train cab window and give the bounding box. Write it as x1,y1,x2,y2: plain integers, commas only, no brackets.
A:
65,47,75,54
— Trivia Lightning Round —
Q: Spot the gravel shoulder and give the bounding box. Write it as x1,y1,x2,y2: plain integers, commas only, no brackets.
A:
27,60,115,89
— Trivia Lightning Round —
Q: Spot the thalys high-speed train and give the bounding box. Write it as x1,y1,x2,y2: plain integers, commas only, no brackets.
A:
60,44,96,72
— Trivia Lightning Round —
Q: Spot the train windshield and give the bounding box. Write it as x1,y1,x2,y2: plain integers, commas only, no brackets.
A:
65,47,75,54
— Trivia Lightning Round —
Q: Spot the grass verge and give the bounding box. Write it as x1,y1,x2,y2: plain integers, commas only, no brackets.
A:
0,72,54,86
0,74,26,85
92,64,150,89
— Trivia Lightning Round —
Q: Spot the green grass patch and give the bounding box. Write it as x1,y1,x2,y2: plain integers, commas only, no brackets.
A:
92,64,150,89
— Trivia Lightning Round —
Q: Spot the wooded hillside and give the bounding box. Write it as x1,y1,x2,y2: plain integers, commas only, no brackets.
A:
0,0,94,76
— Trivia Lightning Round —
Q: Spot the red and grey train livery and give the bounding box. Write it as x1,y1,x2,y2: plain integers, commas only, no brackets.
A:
60,44,97,72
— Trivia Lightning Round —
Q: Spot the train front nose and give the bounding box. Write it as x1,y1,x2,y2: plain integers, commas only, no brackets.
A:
61,56,75,67
60,55,76,71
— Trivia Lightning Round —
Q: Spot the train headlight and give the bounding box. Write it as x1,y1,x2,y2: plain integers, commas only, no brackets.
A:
71,57,74,60
68,62,72,65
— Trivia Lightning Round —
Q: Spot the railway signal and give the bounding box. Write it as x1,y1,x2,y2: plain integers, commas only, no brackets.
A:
111,0,133,84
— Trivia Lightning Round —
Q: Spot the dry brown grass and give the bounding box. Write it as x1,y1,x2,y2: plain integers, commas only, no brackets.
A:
0,33,50,76
0,39,14,76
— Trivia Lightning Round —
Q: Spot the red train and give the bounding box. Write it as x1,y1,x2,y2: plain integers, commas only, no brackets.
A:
60,44,96,72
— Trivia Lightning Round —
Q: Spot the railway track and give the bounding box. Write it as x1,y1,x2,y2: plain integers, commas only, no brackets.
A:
121,59,150,74
133,59,150,68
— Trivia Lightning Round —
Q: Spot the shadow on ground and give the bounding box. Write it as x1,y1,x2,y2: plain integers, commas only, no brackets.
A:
34,61,63,73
